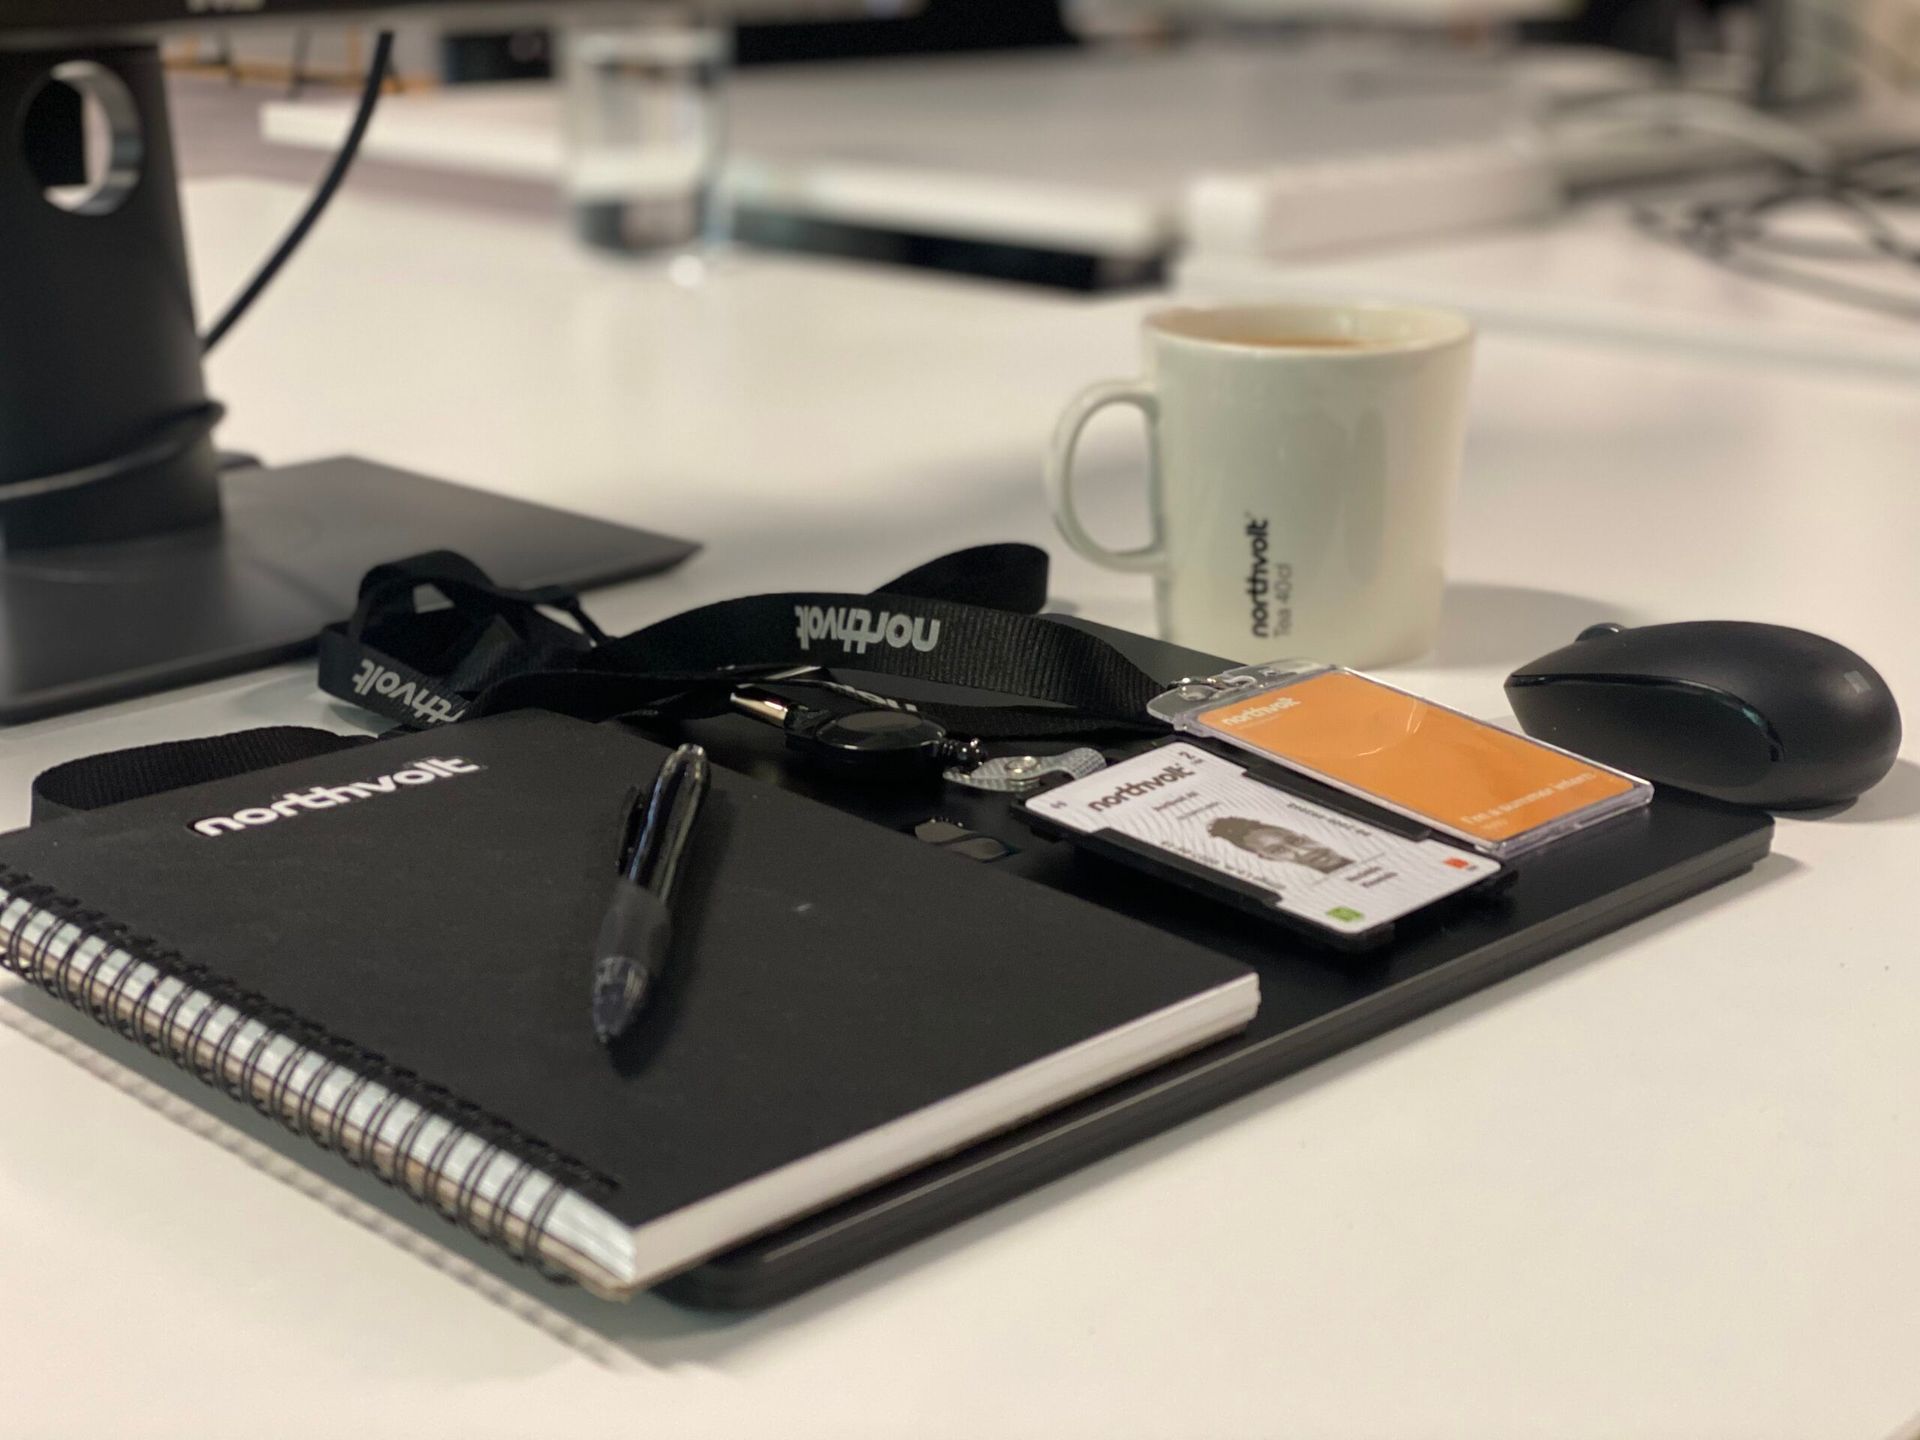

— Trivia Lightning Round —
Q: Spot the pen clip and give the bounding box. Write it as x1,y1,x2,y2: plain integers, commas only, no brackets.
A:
615,784,646,874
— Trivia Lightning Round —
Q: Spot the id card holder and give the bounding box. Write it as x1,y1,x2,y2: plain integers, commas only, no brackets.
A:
1149,662,1652,861
1018,739,1507,951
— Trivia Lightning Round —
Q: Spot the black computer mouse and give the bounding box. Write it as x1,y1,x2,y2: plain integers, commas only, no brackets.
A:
1506,621,1901,810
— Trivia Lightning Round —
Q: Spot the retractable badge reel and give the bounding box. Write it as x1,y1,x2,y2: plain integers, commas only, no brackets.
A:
730,685,986,782
728,685,1110,791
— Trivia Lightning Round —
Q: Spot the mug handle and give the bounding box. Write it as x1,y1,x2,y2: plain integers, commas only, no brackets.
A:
1045,379,1168,576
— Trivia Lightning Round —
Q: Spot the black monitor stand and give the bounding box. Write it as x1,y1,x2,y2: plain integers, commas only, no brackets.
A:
0,43,695,724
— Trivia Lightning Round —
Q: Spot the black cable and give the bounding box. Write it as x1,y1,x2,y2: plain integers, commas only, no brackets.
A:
1634,208,1920,321
1629,145,1920,324
0,402,226,506
200,30,394,354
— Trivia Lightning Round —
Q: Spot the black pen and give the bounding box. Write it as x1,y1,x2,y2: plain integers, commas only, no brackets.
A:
592,744,711,1046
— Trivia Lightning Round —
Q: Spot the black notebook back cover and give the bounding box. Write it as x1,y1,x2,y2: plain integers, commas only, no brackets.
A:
0,712,1250,1244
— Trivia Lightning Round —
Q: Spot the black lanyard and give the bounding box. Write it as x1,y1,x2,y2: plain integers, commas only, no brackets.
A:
316,544,1172,743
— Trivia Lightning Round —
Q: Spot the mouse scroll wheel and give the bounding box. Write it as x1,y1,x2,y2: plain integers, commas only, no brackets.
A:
1577,623,1628,642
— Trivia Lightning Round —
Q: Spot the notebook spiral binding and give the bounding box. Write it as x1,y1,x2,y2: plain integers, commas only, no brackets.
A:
0,868,629,1291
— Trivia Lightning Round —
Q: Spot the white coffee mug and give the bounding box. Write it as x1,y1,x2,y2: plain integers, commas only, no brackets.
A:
1045,301,1475,667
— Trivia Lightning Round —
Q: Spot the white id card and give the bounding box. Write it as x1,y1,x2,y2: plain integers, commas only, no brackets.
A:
1021,741,1504,949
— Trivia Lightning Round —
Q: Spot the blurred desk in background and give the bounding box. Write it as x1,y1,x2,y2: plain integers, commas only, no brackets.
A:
259,39,1920,294
258,41,1635,287
1178,196,1920,379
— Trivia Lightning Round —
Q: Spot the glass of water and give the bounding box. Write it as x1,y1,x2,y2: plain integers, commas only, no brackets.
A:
560,19,731,259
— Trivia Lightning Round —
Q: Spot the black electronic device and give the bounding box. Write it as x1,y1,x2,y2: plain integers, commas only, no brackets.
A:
4,617,1775,1310
1506,620,1902,810
0,0,883,722
650,618,1775,1307
1521,0,1685,60
0,12,696,723
0,2,723,40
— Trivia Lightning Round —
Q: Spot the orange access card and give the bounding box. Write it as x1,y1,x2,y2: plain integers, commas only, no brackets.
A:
1192,670,1643,850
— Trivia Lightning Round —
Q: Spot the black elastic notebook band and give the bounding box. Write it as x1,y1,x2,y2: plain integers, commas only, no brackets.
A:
32,728,374,824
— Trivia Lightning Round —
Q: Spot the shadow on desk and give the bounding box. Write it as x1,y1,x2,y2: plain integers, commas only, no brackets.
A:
1426,582,1642,671
0,845,1802,1375
1794,758,1920,826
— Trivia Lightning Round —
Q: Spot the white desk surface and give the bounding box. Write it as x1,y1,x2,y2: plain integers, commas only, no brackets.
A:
3,178,1918,1440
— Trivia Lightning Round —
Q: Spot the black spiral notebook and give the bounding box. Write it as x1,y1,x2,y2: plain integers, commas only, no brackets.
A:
0,712,1258,1298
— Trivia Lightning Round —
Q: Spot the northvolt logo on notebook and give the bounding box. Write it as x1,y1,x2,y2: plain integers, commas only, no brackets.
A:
189,758,484,838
